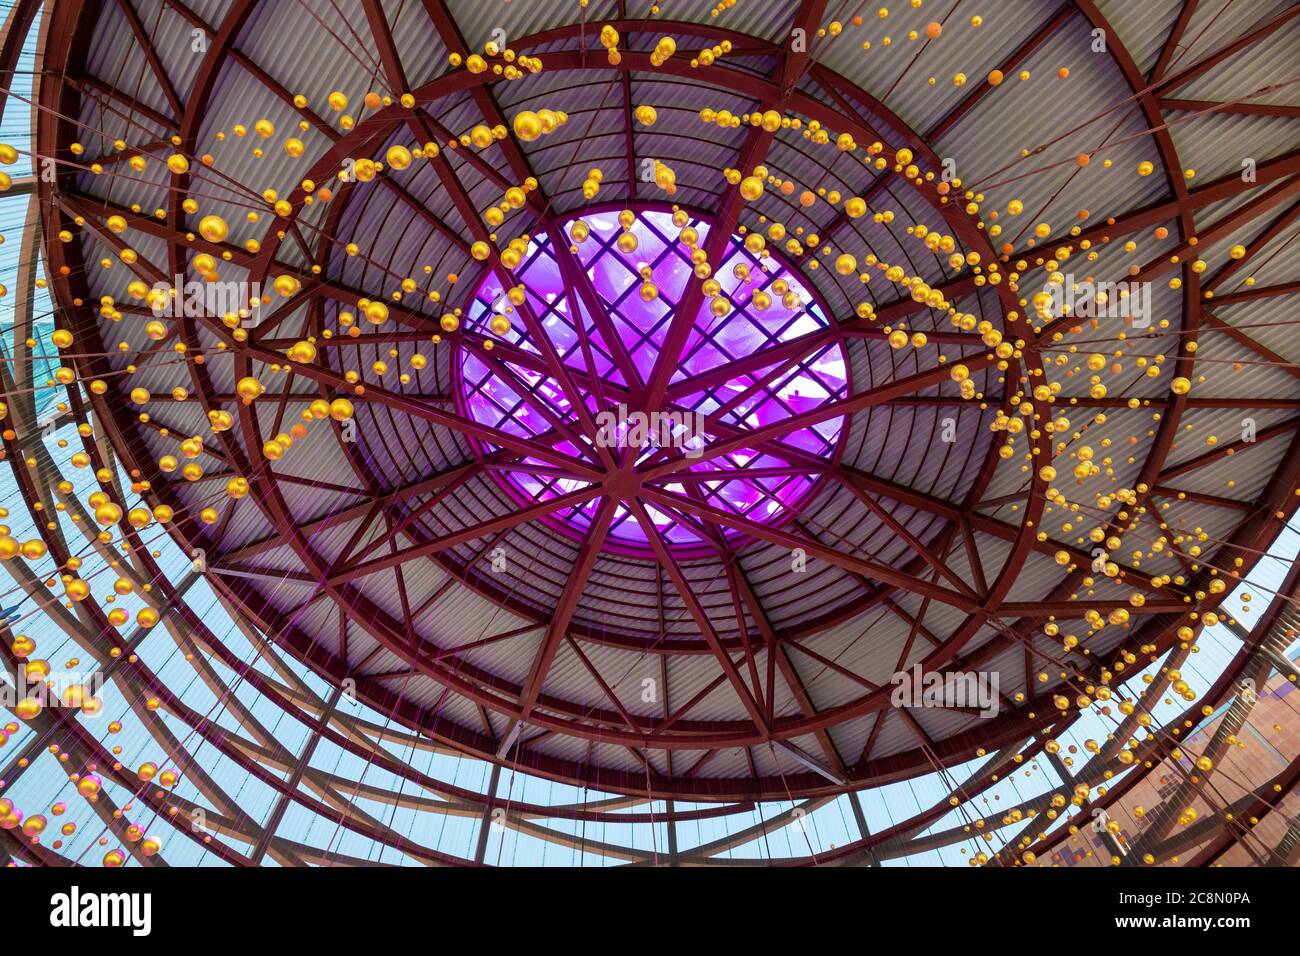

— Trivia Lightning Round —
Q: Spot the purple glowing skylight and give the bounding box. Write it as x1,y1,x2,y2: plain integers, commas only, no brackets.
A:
457,208,849,549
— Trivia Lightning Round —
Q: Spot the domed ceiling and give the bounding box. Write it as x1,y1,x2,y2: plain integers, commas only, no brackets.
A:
0,0,1298,867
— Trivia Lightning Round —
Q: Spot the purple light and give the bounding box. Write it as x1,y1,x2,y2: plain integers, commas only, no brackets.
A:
458,209,848,548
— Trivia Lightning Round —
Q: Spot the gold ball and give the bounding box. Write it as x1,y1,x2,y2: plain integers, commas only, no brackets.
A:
236,376,264,402
512,110,542,141
197,215,228,243
739,176,764,201
386,144,412,170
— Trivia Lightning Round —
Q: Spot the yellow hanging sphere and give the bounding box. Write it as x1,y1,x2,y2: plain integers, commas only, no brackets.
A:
236,376,264,402
198,215,229,243
512,111,542,141
386,144,412,170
